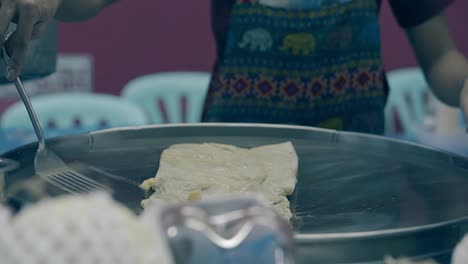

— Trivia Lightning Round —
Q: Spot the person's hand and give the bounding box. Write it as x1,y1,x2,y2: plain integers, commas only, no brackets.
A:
0,0,61,81
460,78,468,130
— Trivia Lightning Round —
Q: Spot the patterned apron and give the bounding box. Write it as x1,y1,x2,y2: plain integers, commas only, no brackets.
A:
202,0,387,134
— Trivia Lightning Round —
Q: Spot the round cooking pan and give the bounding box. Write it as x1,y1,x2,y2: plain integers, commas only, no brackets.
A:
1,123,468,264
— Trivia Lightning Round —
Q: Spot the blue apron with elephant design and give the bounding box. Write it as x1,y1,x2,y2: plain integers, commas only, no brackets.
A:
202,0,387,134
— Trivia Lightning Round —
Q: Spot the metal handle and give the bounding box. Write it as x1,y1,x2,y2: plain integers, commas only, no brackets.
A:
1,43,46,151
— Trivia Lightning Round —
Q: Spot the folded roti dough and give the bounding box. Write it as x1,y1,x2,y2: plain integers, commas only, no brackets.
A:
140,142,298,219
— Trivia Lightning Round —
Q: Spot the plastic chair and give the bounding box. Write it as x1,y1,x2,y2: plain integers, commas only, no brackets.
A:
0,92,149,131
384,67,433,137
121,71,211,124
461,112,466,127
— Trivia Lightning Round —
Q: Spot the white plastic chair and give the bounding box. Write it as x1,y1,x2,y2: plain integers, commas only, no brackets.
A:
121,72,211,124
0,92,149,131
384,67,433,136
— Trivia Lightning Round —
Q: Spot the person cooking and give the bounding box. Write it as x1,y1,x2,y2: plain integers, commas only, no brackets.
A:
1,0,467,134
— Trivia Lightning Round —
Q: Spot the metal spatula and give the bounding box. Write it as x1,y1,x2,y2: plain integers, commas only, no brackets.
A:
1,41,109,194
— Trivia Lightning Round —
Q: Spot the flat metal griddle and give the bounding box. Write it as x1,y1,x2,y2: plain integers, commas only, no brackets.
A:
2,123,468,264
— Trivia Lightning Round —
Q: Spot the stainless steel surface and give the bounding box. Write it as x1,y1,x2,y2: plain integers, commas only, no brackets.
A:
2,39,107,194
0,21,57,84
2,123,468,263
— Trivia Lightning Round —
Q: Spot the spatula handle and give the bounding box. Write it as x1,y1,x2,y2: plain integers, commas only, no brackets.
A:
1,38,46,151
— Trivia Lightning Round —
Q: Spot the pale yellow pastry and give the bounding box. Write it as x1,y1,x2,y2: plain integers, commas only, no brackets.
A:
141,142,298,219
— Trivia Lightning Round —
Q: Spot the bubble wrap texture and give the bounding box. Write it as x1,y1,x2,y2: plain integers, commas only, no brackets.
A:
0,193,171,264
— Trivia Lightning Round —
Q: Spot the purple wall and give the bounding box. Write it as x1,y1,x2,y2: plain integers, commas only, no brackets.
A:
58,0,468,94
380,0,468,71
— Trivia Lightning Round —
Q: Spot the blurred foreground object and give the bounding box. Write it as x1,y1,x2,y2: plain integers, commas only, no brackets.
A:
0,192,172,264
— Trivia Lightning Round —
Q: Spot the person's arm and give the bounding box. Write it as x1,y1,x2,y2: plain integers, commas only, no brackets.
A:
55,0,117,22
0,0,116,81
405,14,468,107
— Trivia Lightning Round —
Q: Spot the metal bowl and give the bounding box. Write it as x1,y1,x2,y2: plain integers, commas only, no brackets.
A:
2,123,468,263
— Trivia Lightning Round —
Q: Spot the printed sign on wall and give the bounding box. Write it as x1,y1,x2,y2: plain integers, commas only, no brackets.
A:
0,54,93,114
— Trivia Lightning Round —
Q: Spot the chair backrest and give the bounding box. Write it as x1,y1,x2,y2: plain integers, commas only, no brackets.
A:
0,92,149,131
384,67,433,136
121,71,211,124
